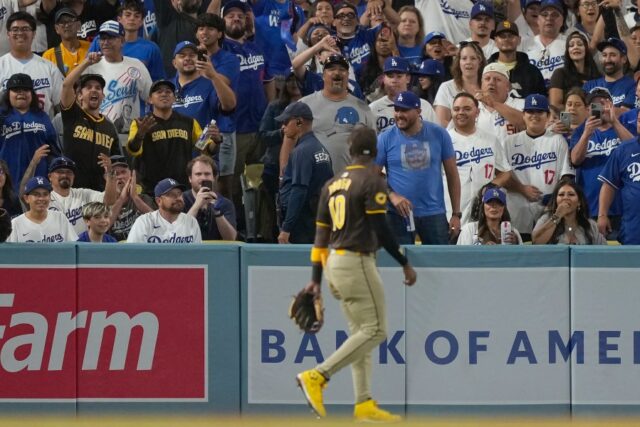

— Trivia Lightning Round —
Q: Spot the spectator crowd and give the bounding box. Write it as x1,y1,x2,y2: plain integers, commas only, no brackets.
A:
1,0,640,245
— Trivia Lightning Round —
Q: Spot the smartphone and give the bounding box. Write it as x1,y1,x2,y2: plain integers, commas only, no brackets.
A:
197,49,207,62
591,103,602,120
560,111,571,127
201,179,215,192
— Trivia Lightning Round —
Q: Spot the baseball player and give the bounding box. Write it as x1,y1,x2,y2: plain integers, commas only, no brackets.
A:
496,94,575,239
295,126,416,422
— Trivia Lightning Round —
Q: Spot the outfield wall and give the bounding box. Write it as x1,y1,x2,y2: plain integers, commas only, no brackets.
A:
0,244,638,416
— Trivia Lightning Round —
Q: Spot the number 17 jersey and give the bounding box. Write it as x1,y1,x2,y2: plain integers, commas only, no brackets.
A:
316,164,388,253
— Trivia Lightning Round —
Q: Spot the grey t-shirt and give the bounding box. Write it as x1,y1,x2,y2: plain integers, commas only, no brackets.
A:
300,92,376,174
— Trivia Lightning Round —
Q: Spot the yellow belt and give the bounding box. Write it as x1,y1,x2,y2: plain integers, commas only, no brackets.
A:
331,249,373,256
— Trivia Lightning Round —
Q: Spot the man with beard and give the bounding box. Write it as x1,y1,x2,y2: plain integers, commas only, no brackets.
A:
60,51,121,191
289,54,375,177
522,0,566,87
375,91,461,245
171,39,236,200
475,62,525,142
584,38,637,111
127,80,214,195
7,176,77,243
444,92,508,226
127,177,202,243
107,155,154,241
368,56,436,133
486,20,546,99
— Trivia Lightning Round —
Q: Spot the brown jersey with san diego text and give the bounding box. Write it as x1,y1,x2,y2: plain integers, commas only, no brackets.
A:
316,164,388,253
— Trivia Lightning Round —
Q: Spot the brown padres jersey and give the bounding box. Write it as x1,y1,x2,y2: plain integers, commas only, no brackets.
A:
316,164,388,252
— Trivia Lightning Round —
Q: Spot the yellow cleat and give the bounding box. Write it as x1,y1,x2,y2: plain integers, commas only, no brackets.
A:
296,369,327,418
354,400,402,423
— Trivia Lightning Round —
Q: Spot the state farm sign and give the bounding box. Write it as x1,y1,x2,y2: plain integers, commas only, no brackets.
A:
0,266,207,401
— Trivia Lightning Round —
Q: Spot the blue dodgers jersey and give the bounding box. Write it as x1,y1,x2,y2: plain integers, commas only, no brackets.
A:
89,37,166,81
619,108,638,136
583,76,637,108
340,25,379,79
0,110,57,193
171,75,234,133
398,43,425,70
375,121,455,217
570,123,624,216
223,38,270,133
598,139,640,244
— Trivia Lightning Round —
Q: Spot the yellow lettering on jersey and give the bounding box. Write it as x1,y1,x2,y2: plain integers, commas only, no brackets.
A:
73,125,94,142
327,178,352,195
166,129,188,139
95,132,114,149
151,130,167,141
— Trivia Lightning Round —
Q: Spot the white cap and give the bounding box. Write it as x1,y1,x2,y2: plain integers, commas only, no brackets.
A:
482,62,510,79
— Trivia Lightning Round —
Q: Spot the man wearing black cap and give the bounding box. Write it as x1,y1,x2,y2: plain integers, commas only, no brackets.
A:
584,38,637,110
293,53,375,175
487,20,546,99
42,8,89,77
127,80,217,195
59,51,121,191
276,102,333,244
127,177,202,243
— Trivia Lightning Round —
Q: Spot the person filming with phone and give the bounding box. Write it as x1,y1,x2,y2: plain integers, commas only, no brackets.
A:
569,87,633,240
183,155,237,241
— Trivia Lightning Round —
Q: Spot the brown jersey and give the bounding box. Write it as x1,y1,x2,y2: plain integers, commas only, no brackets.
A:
316,164,388,253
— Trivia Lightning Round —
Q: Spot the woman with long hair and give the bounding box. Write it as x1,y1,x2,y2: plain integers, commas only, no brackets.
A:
413,59,445,105
433,41,486,127
457,186,523,245
549,31,601,111
359,24,399,102
395,6,425,68
532,179,606,244
567,0,599,41
0,159,21,218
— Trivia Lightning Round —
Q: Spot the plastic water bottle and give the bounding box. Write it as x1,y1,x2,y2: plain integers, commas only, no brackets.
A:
195,119,216,150
404,210,415,232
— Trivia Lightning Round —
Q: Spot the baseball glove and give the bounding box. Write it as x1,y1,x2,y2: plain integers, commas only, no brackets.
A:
289,287,324,334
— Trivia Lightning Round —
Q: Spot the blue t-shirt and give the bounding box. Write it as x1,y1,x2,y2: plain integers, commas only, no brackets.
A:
77,231,118,242
211,48,241,94
583,76,637,108
598,138,640,244
223,38,271,133
398,42,425,70
171,75,234,133
252,0,305,77
89,37,166,81
619,107,638,136
0,109,58,193
570,123,624,216
339,25,380,80
376,121,455,216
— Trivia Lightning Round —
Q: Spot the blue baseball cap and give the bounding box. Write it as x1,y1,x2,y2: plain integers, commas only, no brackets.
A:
523,0,542,9
49,156,77,173
222,0,250,16
383,56,409,74
424,31,446,44
173,41,198,57
539,0,564,13
482,187,506,205
275,101,314,122
416,59,445,77
393,91,421,110
98,20,124,37
597,37,627,55
471,2,494,19
24,176,52,195
154,178,186,197
523,94,549,112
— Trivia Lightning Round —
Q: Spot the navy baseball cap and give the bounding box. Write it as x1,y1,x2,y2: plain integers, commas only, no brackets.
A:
275,101,313,122
416,59,445,77
98,20,124,37
24,176,52,195
305,24,330,45
523,94,549,112
383,56,409,74
149,79,176,95
425,31,446,44
586,86,613,103
49,157,77,173
524,0,542,8
323,53,350,70
482,187,506,205
222,0,249,16
539,0,564,13
173,40,198,57
471,2,494,19
5,73,33,90
393,91,421,110
154,178,186,197
110,155,129,168
597,37,627,55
